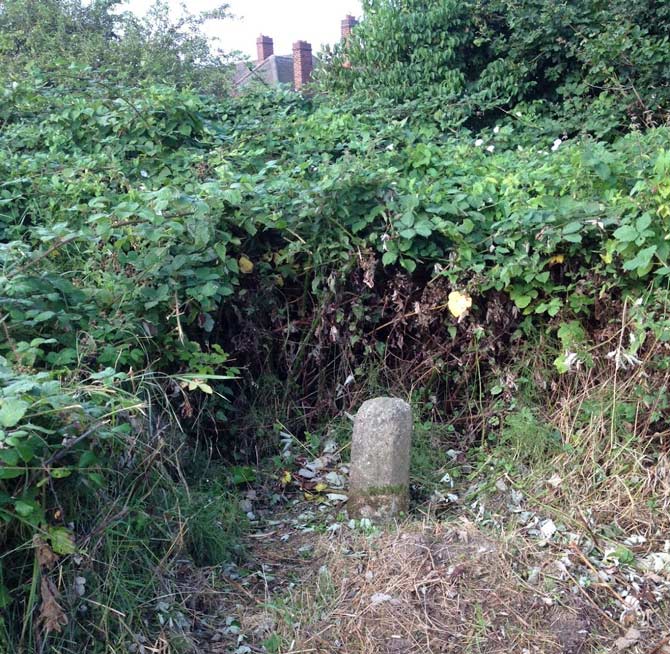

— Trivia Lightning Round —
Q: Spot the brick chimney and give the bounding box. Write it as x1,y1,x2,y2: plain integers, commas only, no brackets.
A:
256,34,273,62
341,15,358,40
292,40,313,90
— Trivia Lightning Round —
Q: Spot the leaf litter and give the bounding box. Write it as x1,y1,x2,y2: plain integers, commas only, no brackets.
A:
195,440,670,653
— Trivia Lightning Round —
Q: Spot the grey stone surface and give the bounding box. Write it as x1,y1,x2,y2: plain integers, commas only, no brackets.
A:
348,397,412,521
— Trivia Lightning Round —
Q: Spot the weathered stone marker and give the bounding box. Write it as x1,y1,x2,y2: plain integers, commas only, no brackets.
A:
348,397,412,521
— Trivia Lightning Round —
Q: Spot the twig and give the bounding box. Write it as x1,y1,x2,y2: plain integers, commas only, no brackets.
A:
221,575,264,605
563,567,623,631
575,506,601,548
0,312,19,360
12,234,80,274
569,543,627,605
28,422,108,486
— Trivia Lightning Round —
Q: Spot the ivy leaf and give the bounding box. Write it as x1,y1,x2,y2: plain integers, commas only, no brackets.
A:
623,245,656,274
401,258,417,273
0,467,23,480
458,218,474,235
509,288,534,309
636,213,652,233
562,221,582,234
382,251,397,266
231,466,256,484
414,222,433,237
14,500,37,517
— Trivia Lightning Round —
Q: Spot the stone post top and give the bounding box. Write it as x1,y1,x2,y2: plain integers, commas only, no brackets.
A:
356,397,412,415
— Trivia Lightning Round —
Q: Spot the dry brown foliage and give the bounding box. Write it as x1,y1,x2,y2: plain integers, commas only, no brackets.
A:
38,577,68,636
256,520,613,654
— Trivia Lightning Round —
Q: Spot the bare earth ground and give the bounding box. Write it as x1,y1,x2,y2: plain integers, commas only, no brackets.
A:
195,480,670,654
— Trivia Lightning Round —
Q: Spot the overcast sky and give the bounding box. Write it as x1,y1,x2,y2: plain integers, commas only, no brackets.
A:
122,0,363,59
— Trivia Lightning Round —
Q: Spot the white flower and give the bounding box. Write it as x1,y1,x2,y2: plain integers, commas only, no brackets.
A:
551,138,563,152
515,111,522,117
140,170,149,178
493,125,500,134
474,138,484,147
486,145,495,153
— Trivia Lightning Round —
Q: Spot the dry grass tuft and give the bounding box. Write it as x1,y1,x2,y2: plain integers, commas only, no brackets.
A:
271,519,612,654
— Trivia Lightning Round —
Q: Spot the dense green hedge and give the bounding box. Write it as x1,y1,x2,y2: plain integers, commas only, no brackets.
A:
3,80,670,513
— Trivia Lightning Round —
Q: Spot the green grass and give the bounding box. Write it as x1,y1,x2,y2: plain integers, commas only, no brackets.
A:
498,406,562,464
0,433,247,654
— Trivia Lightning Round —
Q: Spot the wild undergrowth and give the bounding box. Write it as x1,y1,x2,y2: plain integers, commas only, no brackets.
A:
236,328,670,654
2,0,670,651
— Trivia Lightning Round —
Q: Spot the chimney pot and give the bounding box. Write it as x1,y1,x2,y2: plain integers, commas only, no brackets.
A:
292,40,313,91
341,15,358,40
256,34,273,61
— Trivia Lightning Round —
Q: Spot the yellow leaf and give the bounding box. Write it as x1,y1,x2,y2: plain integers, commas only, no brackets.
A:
280,470,292,485
187,379,213,394
448,291,472,319
238,255,254,274
314,482,328,493
547,254,565,266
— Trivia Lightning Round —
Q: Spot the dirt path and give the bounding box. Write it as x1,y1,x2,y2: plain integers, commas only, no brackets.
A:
203,473,670,654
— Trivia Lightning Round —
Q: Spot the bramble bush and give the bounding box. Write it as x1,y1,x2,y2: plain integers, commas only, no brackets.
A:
3,74,670,649
319,0,670,135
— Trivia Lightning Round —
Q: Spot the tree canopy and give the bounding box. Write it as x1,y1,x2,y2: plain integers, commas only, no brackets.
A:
319,0,670,135
0,0,233,94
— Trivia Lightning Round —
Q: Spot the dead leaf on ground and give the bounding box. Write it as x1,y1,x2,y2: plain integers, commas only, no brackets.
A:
34,536,59,570
38,577,68,635
614,627,641,651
